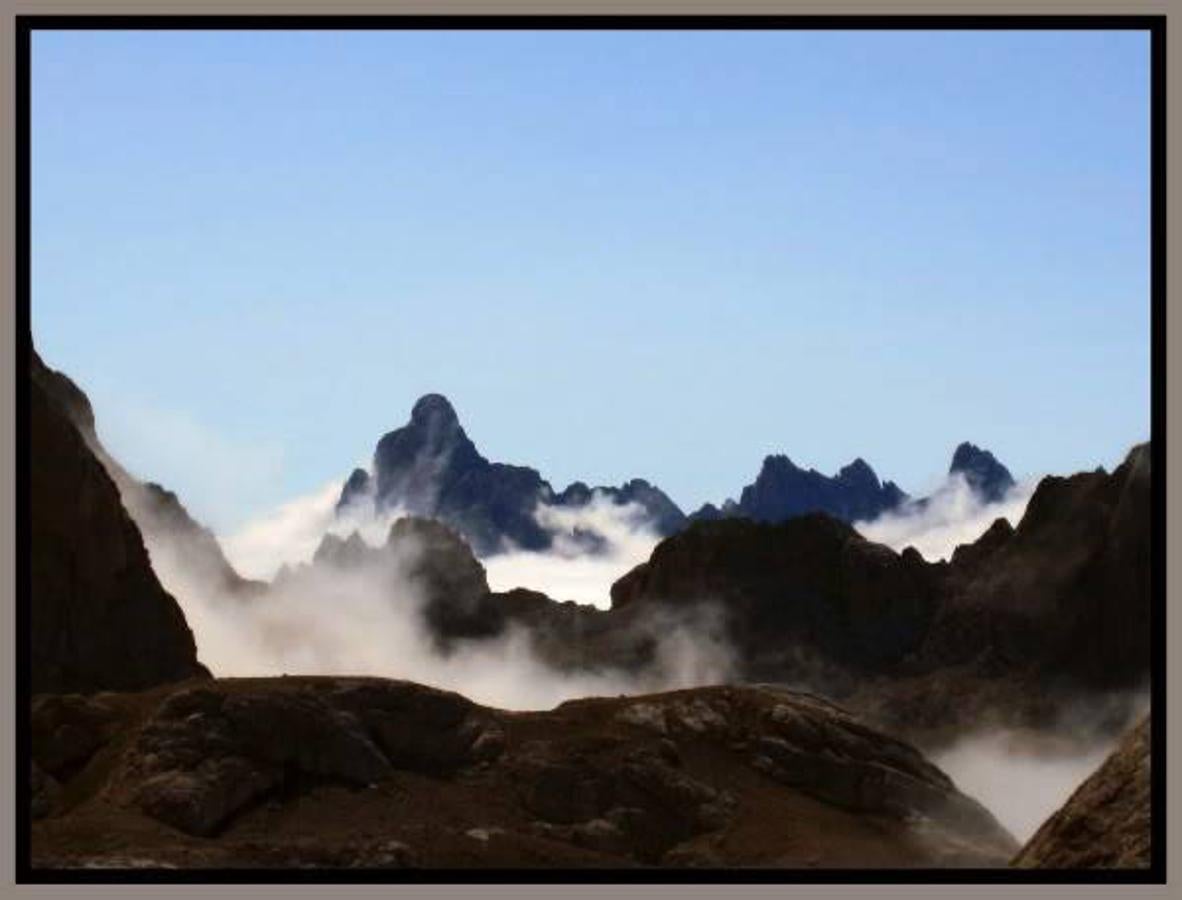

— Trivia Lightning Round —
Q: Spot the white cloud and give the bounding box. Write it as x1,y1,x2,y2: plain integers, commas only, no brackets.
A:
855,474,1038,562
91,395,286,533
484,493,661,609
179,484,729,710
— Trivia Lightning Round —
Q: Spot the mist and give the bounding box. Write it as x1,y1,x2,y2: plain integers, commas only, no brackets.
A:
483,494,661,608
141,485,731,710
855,474,1038,561
126,458,1147,844
934,731,1114,843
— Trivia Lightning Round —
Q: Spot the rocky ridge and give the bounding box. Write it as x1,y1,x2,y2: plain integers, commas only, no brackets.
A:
30,677,1018,869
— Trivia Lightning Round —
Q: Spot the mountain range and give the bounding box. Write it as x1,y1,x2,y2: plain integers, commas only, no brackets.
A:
336,392,1018,556
26,345,1150,871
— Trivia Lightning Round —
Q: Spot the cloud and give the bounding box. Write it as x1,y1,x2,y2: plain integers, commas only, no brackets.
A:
854,474,1038,562
483,493,662,609
91,395,286,533
162,485,729,710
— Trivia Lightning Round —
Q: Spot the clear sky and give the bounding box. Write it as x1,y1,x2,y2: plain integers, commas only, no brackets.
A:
31,28,1151,532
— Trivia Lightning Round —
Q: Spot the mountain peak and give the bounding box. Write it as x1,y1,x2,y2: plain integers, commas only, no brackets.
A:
410,393,459,428
949,442,1015,503
838,457,880,488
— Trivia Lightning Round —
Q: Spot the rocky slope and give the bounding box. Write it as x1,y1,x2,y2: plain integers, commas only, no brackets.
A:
1013,716,1151,869
30,677,1018,869
614,444,1150,744
336,393,686,555
31,350,262,600
309,438,1150,748
29,349,208,694
920,442,1150,689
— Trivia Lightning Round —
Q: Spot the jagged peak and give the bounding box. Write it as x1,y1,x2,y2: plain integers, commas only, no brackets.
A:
838,457,879,487
950,441,999,473
410,393,459,427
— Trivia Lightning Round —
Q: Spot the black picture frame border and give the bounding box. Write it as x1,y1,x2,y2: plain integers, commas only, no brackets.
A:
13,13,1168,886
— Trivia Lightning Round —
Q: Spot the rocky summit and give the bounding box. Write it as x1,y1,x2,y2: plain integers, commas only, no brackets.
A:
949,442,1016,503
335,393,686,555
30,677,1018,869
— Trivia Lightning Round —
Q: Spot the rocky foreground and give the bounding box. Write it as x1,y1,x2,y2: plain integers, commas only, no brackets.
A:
31,677,1019,870
26,345,1154,870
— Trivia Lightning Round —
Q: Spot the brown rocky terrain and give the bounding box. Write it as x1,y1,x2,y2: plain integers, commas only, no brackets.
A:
1012,716,1151,869
30,677,1018,869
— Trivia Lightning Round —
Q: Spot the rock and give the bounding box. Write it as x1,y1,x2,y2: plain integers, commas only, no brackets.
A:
33,348,262,602
220,690,392,784
950,442,1016,503
609,514,941,678
948,517,1014,571
689,454,908,526
1013,716,1151,869
29,346,209,694
329,679,505,773
31,678,1018,869
135,757,281,837
609,446,1150,742
333,393,685,555
928,443,1151,690
31,693,120,777
30,762,60,820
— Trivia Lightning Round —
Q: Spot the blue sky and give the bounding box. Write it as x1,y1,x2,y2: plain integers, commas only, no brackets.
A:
31,29,1151,532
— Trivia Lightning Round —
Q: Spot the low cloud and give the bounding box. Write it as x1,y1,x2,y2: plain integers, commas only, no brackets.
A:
92,395,287,534
483,493,661,609
149,485,729,710
855,474,1038,562
934,687,1149,843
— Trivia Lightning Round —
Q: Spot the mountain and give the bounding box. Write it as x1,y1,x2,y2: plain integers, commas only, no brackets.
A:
1013,716,1151,869
614,443,1151,744
30,677,1017,868
923,442,1150,690
739,455,908,523
321,443,1150,749
31,350,262,600
381,443,1148,745
29,348,208,693
336,393,686,555
688,442,1016,529
689,455,907,525
949,442,1015,502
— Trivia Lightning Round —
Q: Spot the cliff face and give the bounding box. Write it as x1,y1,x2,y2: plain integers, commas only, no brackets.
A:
927,443,1151,689
610,514,940,681
1013,716,1151,869
29,349,209,693
31,349,262,600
